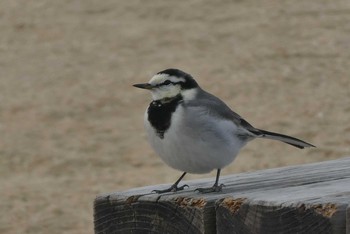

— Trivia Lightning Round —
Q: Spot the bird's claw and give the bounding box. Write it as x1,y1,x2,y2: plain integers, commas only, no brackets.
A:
153,184,189,194
195,183,225,193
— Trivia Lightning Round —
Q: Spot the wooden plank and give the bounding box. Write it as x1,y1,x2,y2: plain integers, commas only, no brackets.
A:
216,180,350,234
94,192,217,234
94,157,350,234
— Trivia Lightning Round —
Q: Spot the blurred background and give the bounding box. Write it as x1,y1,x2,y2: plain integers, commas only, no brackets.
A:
1,0,350,233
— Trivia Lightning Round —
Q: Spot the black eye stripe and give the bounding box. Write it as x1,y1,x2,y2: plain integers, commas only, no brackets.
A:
155,81,182,87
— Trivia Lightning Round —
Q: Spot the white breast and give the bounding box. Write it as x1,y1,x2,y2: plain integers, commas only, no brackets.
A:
144,104,247,174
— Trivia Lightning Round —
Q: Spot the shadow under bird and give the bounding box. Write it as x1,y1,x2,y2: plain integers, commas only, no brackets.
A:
133,68,315,193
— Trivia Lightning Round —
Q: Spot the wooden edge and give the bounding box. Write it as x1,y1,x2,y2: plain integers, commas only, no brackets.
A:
215,197,348,234
94,192,217,234
97,157,350,200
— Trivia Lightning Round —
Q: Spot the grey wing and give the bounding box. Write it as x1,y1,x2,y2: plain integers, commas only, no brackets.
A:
185,89,315,149
184,88,261,136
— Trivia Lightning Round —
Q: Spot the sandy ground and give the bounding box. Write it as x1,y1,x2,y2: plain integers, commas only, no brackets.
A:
1,0,350,233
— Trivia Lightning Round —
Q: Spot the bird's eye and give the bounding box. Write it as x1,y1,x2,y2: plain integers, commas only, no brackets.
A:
163,80,172,85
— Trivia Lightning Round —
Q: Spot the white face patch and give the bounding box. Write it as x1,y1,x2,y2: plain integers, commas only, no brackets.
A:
149,74,185,86
150,85,182,100
148,74,186,100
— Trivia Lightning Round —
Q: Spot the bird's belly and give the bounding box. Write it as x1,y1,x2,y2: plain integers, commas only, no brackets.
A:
145,108,246,174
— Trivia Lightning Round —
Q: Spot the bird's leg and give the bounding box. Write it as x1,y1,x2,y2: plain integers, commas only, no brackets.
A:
153,172,188,194
195,169,225,193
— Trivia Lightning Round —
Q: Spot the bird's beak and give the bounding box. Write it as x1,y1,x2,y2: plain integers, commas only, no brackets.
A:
133,83,154,90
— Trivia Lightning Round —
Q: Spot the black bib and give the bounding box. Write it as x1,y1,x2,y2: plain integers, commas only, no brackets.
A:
147,95,183,139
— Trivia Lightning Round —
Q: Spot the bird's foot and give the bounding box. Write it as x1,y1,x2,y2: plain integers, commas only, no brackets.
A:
195,184,225,193
153,184,189,194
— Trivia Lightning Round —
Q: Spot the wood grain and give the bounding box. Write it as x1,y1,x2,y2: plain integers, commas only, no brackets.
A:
94,157,350,233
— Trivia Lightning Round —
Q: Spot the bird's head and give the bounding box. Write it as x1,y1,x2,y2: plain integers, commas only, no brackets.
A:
133,68,199,101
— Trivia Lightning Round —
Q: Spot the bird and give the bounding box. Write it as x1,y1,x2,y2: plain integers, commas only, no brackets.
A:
133,68,315,193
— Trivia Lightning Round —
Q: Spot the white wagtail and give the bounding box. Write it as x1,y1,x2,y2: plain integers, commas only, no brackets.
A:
133,68,315,193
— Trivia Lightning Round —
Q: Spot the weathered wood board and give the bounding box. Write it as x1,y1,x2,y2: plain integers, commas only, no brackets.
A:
94,157,350,234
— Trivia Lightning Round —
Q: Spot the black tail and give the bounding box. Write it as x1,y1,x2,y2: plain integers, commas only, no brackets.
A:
257,129,315,149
